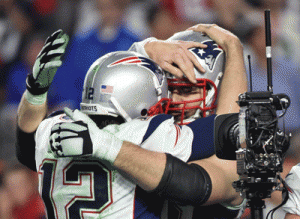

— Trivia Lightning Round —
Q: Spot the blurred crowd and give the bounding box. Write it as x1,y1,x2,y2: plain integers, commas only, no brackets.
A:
0,0,299,218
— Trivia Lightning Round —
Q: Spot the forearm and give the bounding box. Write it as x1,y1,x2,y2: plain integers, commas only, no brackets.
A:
17,91,47,133
190,155,243,206
116,145,213,206
113,141,166,191
17,30,68,133
216,38,247,114
16,92,44,171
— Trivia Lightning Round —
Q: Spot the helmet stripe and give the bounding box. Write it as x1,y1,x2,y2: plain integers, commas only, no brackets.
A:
108,56,139,66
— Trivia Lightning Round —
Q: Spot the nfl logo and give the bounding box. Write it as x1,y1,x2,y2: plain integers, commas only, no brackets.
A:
101,85,114,94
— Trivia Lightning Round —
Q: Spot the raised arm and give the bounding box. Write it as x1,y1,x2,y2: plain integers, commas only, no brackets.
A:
188,24,248,114
16,30,69,170
17,30,69,132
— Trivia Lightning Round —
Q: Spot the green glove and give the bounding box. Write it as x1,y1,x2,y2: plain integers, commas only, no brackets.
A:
25,29,69,104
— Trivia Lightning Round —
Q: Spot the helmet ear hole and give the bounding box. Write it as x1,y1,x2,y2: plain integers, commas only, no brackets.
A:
141,109,148,116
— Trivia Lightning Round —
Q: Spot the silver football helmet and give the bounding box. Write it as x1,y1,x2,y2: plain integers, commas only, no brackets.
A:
167,30,225,124
80,51,170,121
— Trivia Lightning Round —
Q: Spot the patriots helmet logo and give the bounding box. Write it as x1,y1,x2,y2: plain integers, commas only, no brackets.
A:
190,40,223,71
108,56,164,85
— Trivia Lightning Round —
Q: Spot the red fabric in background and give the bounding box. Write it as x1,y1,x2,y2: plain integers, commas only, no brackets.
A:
13,192,46,219
33,0,57,16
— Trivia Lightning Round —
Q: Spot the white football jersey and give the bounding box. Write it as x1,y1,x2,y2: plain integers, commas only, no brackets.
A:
282,163,300,216
35,112,193,219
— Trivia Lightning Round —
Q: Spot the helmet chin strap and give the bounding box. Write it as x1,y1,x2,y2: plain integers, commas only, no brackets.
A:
110,96,132,122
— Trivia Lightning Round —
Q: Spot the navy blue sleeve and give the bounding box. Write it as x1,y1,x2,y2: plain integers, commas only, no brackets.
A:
187,115,217,162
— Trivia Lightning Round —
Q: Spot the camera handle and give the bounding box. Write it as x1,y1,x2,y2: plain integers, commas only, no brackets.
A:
249,198,264,219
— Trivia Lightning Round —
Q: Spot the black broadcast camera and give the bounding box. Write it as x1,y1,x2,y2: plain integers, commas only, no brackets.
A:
215,91,291,218
214,10,291,219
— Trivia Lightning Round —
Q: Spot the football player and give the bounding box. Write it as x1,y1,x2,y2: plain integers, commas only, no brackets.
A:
17,24,247,218
128,25,248,219
35,50,188,218
54,25,246,218
52,24,248,218
51,25,247,218
16,29,209,218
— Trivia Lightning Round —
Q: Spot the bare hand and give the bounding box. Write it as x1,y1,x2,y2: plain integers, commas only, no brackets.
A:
187,24,241,53
145,40,207,84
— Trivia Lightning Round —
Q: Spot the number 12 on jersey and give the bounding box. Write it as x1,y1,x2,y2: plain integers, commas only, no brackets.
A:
38,159,113,218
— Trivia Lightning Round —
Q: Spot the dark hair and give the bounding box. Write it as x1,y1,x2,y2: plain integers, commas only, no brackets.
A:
89,115,125,129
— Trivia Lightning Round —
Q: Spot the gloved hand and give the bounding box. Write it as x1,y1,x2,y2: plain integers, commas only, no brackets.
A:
25,29,69,104
49,107,123,164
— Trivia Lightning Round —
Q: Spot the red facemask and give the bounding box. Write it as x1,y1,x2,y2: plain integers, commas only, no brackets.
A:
166,78,218,125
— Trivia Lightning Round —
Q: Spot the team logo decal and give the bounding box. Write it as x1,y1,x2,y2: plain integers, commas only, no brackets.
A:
190,40,223,71
108,56,164,85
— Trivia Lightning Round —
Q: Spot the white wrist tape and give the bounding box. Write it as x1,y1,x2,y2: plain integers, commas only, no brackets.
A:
24,90,47,105
93,132,123,165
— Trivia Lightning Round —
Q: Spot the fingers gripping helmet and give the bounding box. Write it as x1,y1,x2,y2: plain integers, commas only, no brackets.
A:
167,30,225,124
80,51,170,121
